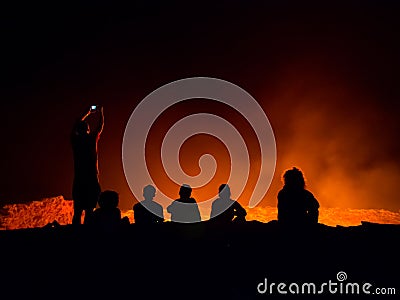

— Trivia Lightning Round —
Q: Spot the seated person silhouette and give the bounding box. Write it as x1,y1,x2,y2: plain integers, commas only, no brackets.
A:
133,185,164,224
277,167,319,226
167,184,201,223
90,190,127,232
210,184,247,224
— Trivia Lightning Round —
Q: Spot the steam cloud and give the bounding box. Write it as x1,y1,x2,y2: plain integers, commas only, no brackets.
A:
263,63,400,212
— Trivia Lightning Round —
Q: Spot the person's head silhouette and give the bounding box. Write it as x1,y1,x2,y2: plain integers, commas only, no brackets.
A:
143,184,156,201
218,184,231,200
98,190,119,209
179,184,192,199
282,167,306,190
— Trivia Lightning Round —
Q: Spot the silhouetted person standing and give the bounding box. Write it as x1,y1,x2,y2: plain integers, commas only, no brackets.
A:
133,185,164,224
167,184,201,223
71,105,104,225
210,184,247,223
277,167,319,226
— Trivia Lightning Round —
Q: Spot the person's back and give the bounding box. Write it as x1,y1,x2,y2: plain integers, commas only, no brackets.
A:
277,167,319,226
71,131,98,178
278,188,319,224
210,184,247,224
168,197,200,223
92,206,121,228
91,190,123,232
133,185,164,224
167,184,201,223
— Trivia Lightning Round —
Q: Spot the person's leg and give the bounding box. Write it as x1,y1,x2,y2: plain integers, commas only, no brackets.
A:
83,208,95,224
72,180,84,225
83,180,100,224
72,206,83,225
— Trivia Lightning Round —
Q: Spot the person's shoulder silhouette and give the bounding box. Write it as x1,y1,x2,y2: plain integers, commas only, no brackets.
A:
167,184,201,223
277,167,319,226
70,105,104,172
210,184,247,224
133,185,164,224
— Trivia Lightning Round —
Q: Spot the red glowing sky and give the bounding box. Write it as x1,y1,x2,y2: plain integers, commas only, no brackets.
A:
1,1,399,214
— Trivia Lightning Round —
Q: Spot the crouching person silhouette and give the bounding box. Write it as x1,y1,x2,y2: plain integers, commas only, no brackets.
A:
133,184,164,224
90,190,129,233
277,167,319,227
167,184,201,223
210,184,247,224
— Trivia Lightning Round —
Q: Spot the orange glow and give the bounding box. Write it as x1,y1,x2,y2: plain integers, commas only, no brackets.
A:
1,196,399,230
113,74,400,215
140,99,263,207
255,62,400,213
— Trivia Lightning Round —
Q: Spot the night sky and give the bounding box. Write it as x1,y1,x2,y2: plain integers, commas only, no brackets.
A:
1,0,399,212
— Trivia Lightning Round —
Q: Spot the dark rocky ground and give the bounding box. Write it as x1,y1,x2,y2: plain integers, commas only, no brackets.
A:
1,221,399,299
